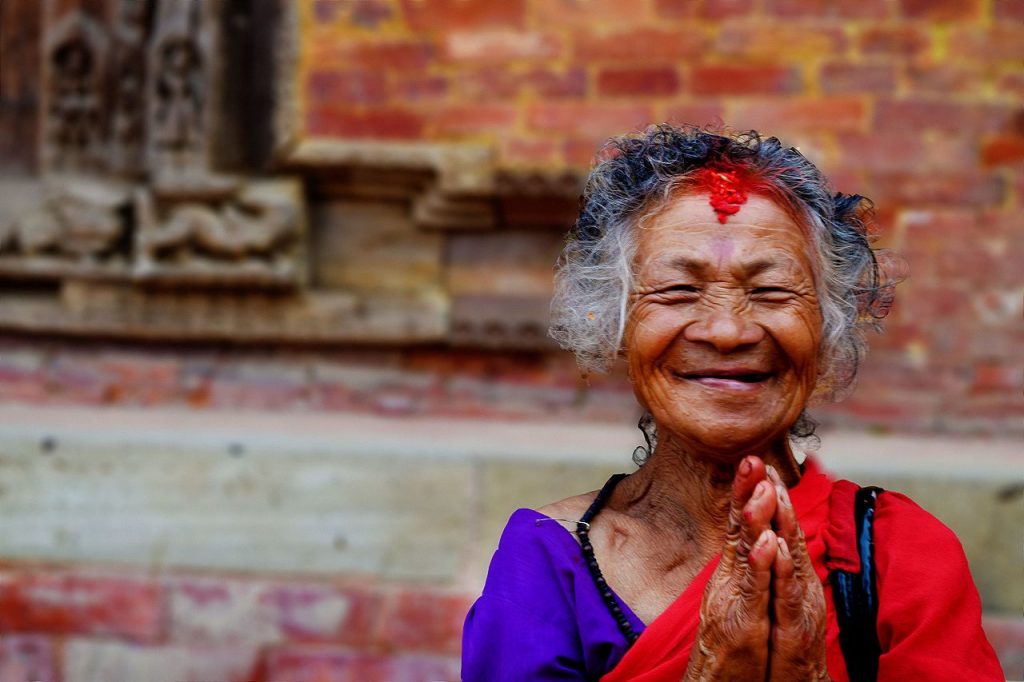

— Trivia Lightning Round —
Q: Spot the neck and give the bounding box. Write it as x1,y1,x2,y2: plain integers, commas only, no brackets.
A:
611,431,802,553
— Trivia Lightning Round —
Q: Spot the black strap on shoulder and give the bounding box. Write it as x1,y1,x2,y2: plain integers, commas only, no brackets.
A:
830,485,884,682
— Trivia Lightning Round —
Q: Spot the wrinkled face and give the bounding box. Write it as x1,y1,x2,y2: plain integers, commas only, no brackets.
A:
624,192,823,459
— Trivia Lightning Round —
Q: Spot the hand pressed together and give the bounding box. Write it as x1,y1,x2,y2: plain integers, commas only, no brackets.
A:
683,456,830,682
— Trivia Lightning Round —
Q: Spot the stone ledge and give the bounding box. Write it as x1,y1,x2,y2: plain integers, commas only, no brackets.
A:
0,406,1018,612
0,405,1017,477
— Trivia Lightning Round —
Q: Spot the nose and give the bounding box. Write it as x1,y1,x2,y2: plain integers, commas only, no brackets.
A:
683,308,764,353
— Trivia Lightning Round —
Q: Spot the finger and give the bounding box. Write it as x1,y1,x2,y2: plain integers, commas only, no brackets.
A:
770,536,829,682
766,469,810,576
736,480,777,562
771,536,804,625
722,456,766,566
744,528,776,612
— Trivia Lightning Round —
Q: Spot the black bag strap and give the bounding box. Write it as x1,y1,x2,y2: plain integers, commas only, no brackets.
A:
830,485,884,682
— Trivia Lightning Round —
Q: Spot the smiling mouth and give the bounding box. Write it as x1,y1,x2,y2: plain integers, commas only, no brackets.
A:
676,370,775,390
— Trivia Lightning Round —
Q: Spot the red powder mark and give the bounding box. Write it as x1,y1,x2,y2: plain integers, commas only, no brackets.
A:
700,169,750,224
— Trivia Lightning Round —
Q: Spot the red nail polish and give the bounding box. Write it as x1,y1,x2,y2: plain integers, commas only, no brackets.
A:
740,458,752,475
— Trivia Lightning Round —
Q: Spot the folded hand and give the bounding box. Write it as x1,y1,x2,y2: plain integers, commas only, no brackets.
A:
683,456,829,682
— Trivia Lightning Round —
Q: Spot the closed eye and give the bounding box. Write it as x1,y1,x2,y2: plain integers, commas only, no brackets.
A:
751,287,794,302
650,284,700,303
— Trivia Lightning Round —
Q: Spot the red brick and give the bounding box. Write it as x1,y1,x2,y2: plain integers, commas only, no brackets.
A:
836,133,925,171
763,0,890,17
535,0,651,26
337,41,437,71
393,74,449,102
313,0,343,23
378,591,472,654
458,67,522,99
443,30,562,62
899,0,981,20
663,103,726,129
265,646,460,682
574,28,706,62
699,0,758,18
906,62,982,94
597,67,680,97
820,62,896,94
691,64,801,96
0,572,163,641
526,67,588,99
716,24,847,59
656,0,755,19
431,105,519,136
981,135,1024,167
349,0,394,28
306,70,389,106
971,364,1024,394
268,584,381,646
730,98,866,133
948,25,1024,62
306,107,425,140
0,635,58,682
873,99,1011,135
869,171,1006,207
997,72,1024,98
859,26,931,57
527,102,653,138
994,0,1024,19
501,138,562,166
564,137,603,166
399,0,526,31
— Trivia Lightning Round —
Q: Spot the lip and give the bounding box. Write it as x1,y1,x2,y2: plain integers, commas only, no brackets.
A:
676,368,775,392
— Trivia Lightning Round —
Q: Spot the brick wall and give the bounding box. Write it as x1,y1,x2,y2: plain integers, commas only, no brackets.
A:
0,564,465,681
295,0,1024,437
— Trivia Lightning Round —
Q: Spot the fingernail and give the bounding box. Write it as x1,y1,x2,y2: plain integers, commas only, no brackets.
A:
740,458,752,475
756,529,772,548
777,484,792,508
765,464,779,482
777,537,790,558
752,481,766,500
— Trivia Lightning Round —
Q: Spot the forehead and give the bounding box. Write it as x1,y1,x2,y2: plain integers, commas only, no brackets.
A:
636,193,811,266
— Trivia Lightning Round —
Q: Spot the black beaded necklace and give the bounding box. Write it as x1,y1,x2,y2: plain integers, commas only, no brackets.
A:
574,472,638,645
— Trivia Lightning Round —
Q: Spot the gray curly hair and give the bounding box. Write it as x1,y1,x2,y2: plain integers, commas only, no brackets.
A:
549,125,895,438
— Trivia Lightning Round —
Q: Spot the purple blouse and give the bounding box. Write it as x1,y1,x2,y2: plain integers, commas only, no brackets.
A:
462,508,647,680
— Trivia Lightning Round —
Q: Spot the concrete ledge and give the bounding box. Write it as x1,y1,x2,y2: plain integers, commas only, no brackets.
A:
0,406,1019,612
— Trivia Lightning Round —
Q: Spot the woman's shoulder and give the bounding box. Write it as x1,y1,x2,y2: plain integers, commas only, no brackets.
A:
874,488,963,549
535,490,598,525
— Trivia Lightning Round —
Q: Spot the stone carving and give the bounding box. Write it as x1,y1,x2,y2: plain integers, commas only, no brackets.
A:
0,181,131,279
6,0,306,289
147,0,218,176
109,0,153,177
43,9,109,173
134,180,306,287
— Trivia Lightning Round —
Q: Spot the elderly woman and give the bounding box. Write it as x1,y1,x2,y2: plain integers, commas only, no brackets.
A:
461,127,1004,681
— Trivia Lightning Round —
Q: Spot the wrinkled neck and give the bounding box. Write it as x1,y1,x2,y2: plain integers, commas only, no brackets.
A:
611,430,802,550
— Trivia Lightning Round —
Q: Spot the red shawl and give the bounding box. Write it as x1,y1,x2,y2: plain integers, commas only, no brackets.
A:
600,458,1004,682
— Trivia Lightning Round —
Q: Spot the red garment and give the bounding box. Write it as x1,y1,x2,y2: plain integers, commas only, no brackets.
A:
601,458,1004,682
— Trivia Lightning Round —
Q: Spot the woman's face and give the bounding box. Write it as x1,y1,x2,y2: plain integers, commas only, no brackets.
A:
624,192,822,459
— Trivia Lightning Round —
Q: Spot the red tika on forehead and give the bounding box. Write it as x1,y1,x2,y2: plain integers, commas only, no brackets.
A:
701,169,750,224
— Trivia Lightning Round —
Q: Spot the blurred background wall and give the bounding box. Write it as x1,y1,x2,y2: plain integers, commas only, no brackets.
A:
0,0,1020,679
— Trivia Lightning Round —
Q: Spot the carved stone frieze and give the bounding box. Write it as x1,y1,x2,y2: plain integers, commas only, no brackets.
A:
134,179,307,288
6,0,307,291
41,5,110,174
0,180,131,280
147,0,220,179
